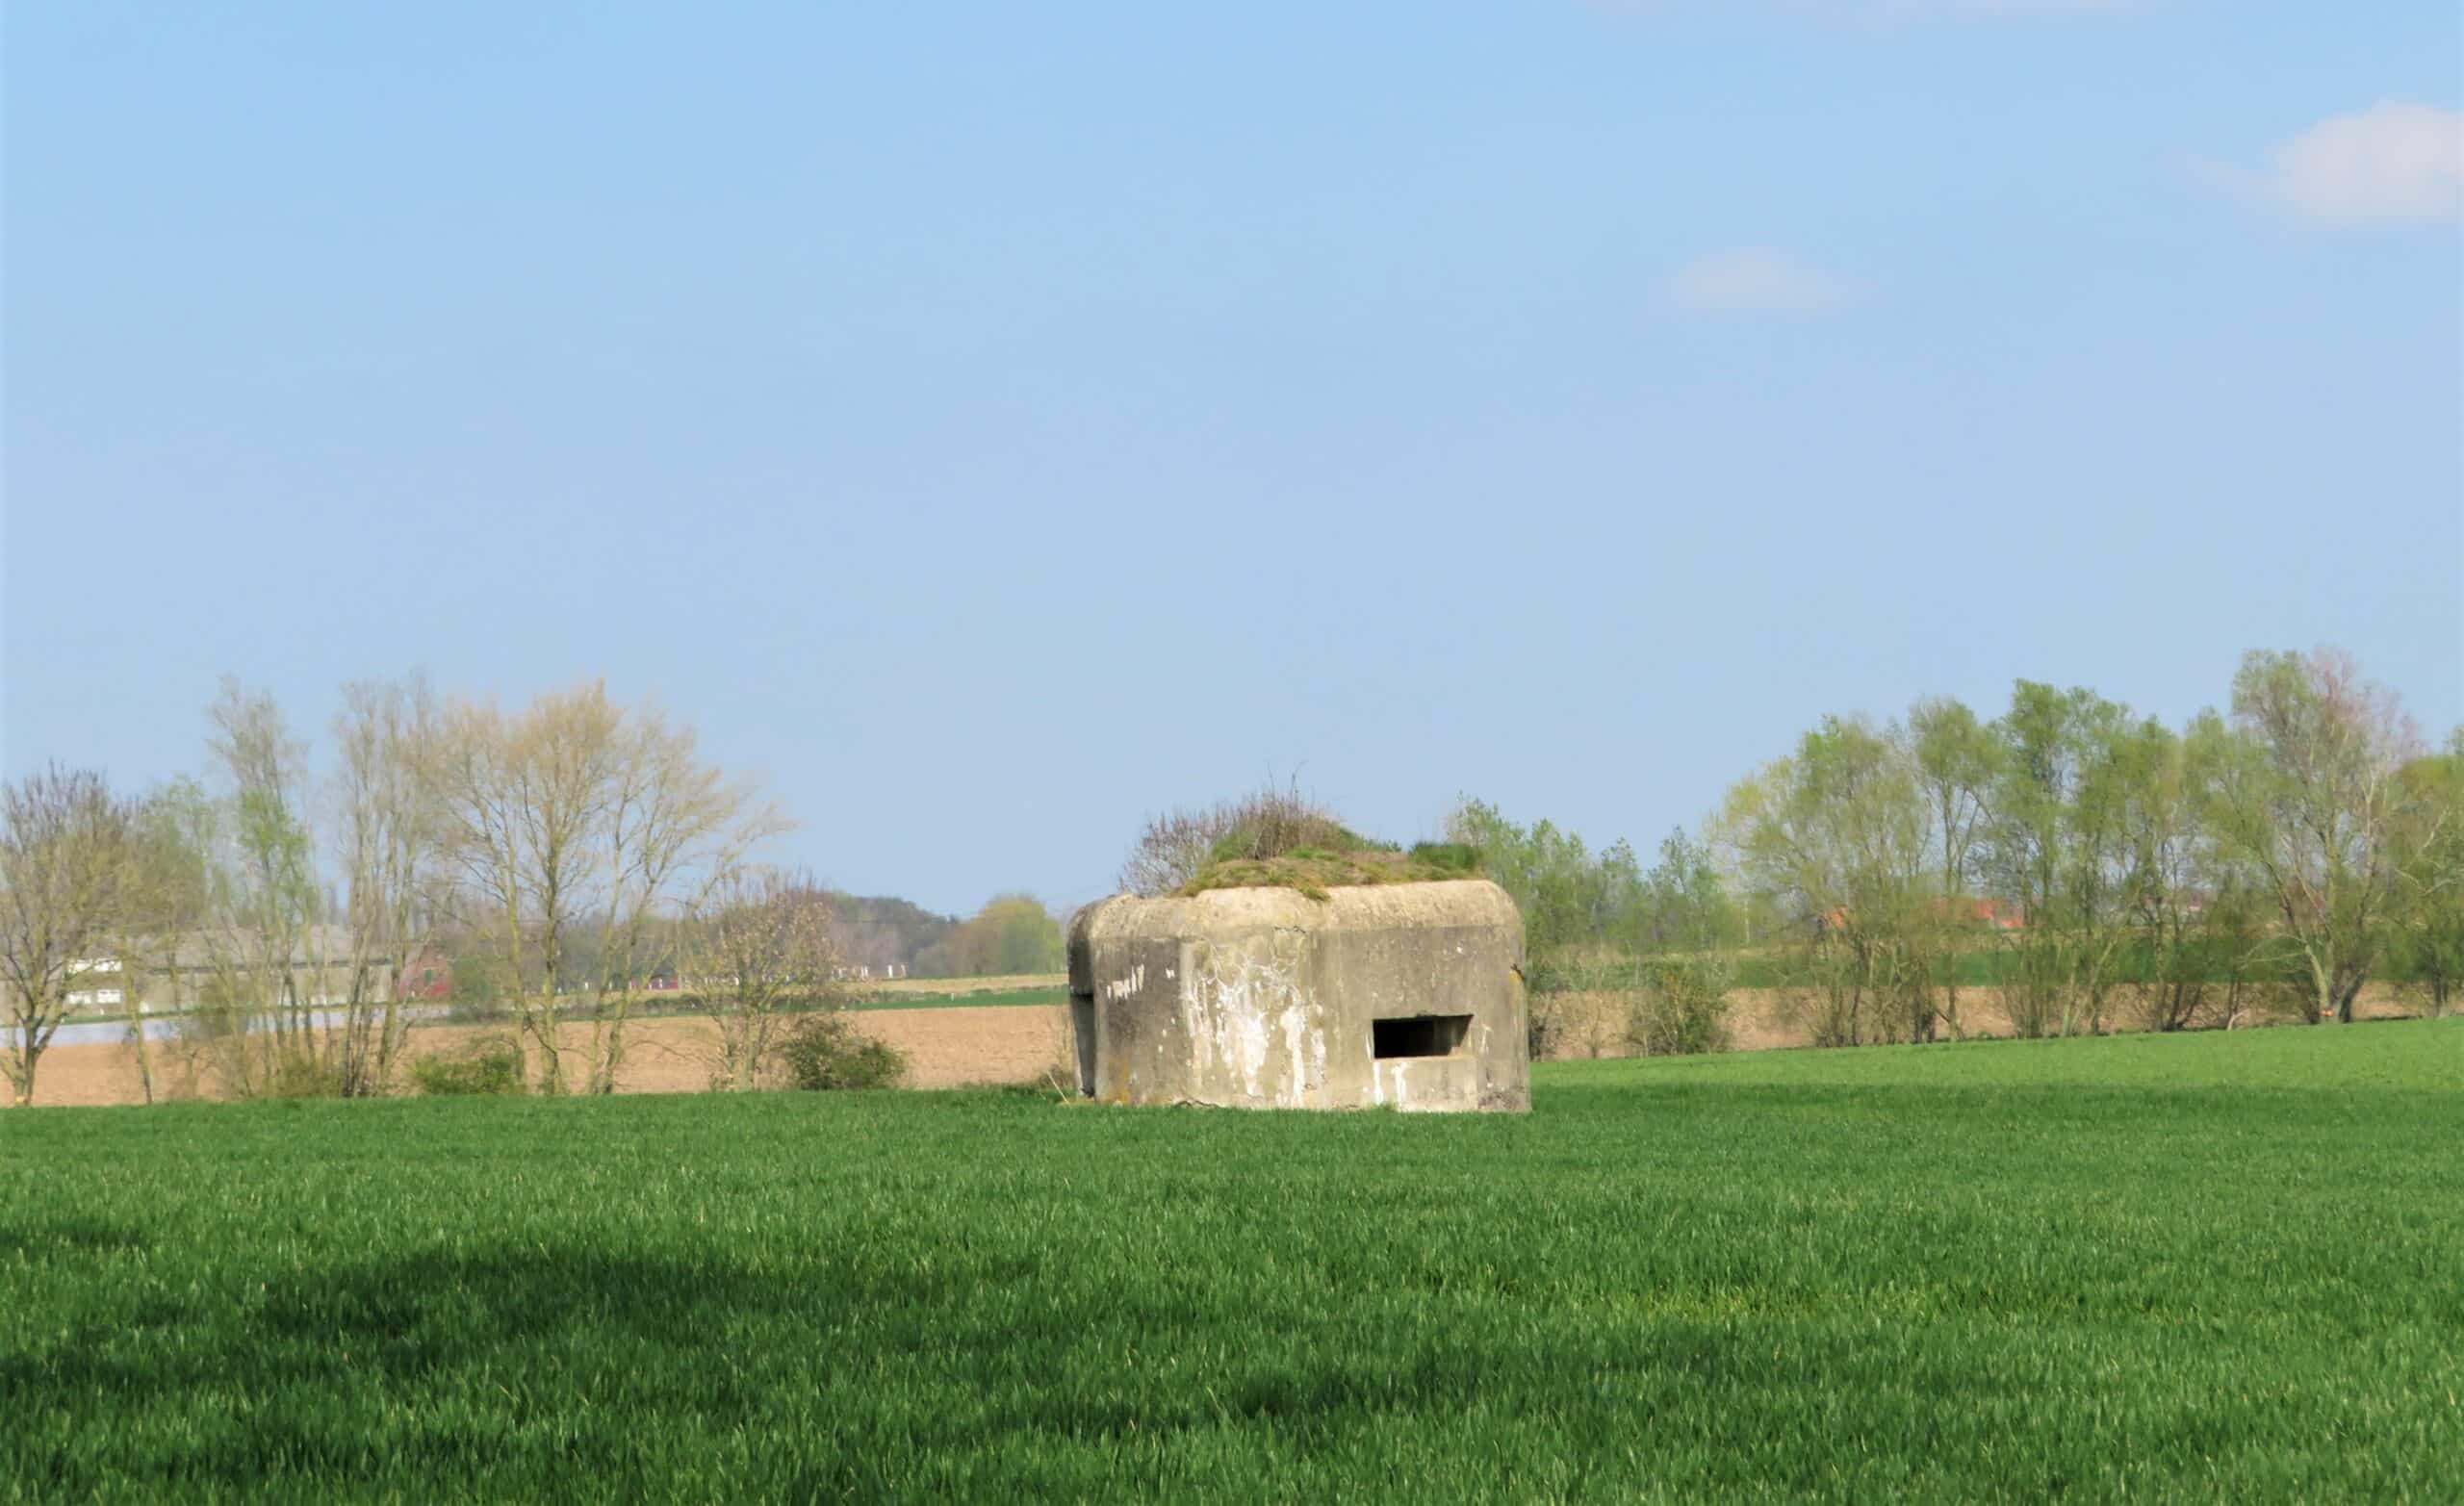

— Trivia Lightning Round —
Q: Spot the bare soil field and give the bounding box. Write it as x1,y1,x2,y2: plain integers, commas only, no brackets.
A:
1538,983,2424,1059
13,983,2432,1107
15,1004,1077,1109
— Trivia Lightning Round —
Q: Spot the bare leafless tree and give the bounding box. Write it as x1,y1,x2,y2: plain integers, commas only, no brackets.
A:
329,676,447,1096
584,701,785,1093
683,866,841,1090
433,681,784,1093
433,689,609,1094
1119,806,1228,898
0,766,139,1107
1118,779,1344,897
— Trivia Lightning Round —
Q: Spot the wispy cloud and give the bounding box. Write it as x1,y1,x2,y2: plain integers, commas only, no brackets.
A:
2220,102,2462,226
1663,248,1862,316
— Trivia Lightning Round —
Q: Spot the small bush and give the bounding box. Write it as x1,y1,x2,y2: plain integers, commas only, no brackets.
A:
1627,958,1733,1057
1405,842,1483,878
263,1053,343,1100
409,1037,526,1097
776,1012,907,1091
1542,990,1626,1059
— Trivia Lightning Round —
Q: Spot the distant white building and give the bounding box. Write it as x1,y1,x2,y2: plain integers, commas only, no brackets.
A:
59,930,449,1015
65,957,125,1009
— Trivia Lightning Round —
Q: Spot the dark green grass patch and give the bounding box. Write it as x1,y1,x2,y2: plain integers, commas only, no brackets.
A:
3,1023,2457,1501
847,984,1067,1011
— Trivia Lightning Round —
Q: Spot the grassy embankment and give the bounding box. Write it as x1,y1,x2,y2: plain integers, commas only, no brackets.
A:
4,1022,2457,1501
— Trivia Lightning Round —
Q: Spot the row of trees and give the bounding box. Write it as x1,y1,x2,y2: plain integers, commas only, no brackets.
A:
0,676,1065,1107
1,677,782,1105
1461,649,2461,1050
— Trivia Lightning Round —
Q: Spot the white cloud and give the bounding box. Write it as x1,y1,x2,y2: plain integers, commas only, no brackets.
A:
1663,248,1862,315
2237,102,2462,225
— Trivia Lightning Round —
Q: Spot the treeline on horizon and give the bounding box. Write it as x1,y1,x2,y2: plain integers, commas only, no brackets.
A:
1449,646,2462,1054
0,675,1065,1108
6,646,2457,1105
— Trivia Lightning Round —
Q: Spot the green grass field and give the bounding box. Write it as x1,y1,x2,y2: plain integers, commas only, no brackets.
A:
847,983,1067,1011
5,1023,2458,1501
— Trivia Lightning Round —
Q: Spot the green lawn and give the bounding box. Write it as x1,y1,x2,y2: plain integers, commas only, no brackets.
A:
4,1023,2457,1502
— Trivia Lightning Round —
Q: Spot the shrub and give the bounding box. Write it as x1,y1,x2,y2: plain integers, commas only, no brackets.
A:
409,1037,526,1097
1626,957,1733,1057
1543,990,1626,1059
263,1052,343,1099
1405,842,1483,878
775,1012,908,1091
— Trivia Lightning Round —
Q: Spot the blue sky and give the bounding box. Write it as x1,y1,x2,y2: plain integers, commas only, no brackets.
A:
7,1,2459,917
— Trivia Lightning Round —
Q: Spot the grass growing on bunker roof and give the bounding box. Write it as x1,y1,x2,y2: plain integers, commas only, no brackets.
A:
1178,842,1483,900
4,1020,2459,1502
1174,804,1482,900
1120,782,1484,900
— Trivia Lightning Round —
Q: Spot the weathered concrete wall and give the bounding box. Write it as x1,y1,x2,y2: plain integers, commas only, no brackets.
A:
1066,880,1530,1112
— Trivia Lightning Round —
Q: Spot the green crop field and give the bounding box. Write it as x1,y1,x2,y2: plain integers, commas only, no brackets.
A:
848,983,1068,1011
5,1024,2458,1502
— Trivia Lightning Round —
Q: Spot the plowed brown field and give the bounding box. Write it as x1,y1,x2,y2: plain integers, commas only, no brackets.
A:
13,1004,1076,1109
1536,983,2418,1059
9,984,2426,1107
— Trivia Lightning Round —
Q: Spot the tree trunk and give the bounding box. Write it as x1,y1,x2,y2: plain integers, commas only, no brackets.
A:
130,1001,157,1106
2334,977,2364,1025
592,994,631,1095
526,995,565,1094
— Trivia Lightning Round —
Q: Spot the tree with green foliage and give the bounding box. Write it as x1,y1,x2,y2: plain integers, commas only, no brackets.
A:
1720,715,1937,1045
2388,729,2464,1016
1981,681,2137,1037
1636,829,1735,954
1909,696,1997,1037
947,894,1065,977
1445,800,1631,968
2200,649,2430,1025
202,677,330,1089
2110,715,2226,1032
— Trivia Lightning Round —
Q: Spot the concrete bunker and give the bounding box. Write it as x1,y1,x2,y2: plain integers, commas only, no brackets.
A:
1065,879,1530,1112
